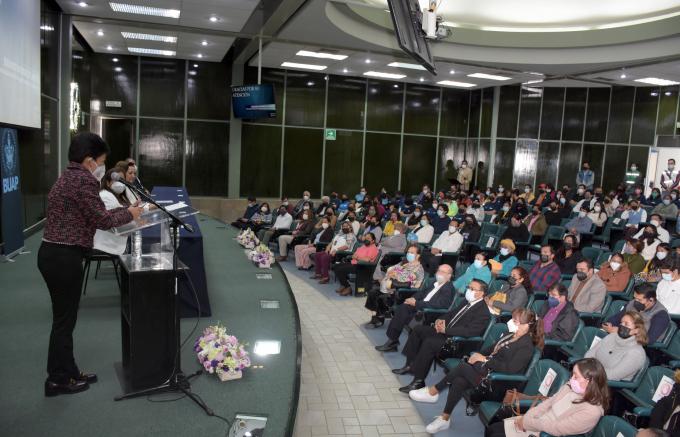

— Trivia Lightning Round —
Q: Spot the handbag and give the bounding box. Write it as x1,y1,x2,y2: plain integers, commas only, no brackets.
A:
501,389,546,417
437,337,460,360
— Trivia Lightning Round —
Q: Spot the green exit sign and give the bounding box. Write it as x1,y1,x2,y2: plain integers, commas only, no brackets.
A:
325,129,336,141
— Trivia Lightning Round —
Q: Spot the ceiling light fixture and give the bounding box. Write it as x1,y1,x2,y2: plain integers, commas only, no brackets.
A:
437,80,476,88
97,30,104,36
127,47,176,56
365,59,371,64
388,62,426,71
109,3,180,18
419,77,425,82
665,91,673,96
114,67,122,72
197,53,203,58
449,69,455,75
106,45,113,51
201,40,208,46
342,68,348,73
281,61,327,71
78,1,88,7
121,32,177,43
189,70,197,76
112,58,119,62
193,63,198,68
296,50,348,61
467,72,511,81
634,77,680,86
651,92,659,97
40,25,54,31
363,71,406,79
620,73,627,79
393,84,399,88
209,16,219,22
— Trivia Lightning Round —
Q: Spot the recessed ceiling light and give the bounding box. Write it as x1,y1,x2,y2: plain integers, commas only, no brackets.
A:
388,62,426,71
449,69,455,74
121,32,177,43
365,59,371,64
363,71,406,79
306,81,314,86
114,67,122,72
281,61,327,71
342,68,348,73
112,57,119,62
189,70,197,76
109,3,180,18
467,72,511,81
209,16,219,22
193,63,198,68
197,53,203,58
40,25,54,31
127,47,176,56
651,92,659,97
97,29,104,36
665,91,673,96
620,73,627,79
106,45,113,51
78,1,88,7
295,50,348,61
419,77,425,82
393,84,399,88
634,77,680,86
437,80,476,88
201,40,208,46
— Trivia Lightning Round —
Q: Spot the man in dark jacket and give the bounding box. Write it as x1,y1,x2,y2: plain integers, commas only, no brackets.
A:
538,283,579,342
604,284,671,344
231,196,259,228
390,279,491,393
375,265,455,352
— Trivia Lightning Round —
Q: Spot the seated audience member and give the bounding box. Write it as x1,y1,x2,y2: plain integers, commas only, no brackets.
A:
453,252,492,293
411,308,544,434
295,200,314,220
484,358,608,437
520,184,535,203
333,232,379,296
382,211,401,237
653,194,679,220
656,260,680,315
406,206,423,229
276,212,315,262
430,204,452,234
322,206,337,230
293,217,334,270
373,222,408,281
621,199,647,230
585,311,647,381
312,222,357,284
544,202,565,227
245,202,272,233
486,267,530,315
367,245,425,327
647,370,680,436
494,201,513,224
555,234,584,276
363,215,383,243
538,284,580,342
314,196,331,216
604,284,671,344
93,169,132,255
420,219,464,274
501,214,530,243
634,214,670,243
568,259,607,313
624,238,647,274
391,280,491,393
490,239,519,277
529,245,562,293
345,210,361,235
460,214,481,243
643,187,663,206
598,252,632,292
640,243,671,283
523,204,548,241
411,213,434,244
231,196,259,228
291,191,312,217
639,224,663,261
588,201,608,232
279,196,293,215
565,204,594,235
257,205,293,245
373,262,450,346
468,200,485,223
355,187,367,202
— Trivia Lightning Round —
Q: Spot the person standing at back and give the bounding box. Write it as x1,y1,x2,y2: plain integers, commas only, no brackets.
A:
660,158,679,195
38,132,143,397
457,160,473,192
577,161,595,190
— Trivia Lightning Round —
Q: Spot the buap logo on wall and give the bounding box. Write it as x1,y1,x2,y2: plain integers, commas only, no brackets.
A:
2,128,20,194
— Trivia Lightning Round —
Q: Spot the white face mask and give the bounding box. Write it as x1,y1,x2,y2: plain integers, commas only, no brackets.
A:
261,207,268,213
610,261,621,271
461,164,467,168
393,230,401,236
577,188,585,195
579,211,587,218
420,219,428,227
303,195,310,200
303,205,309,210
650,219,660,227
506,319,518,333
594,206,601,212
657,251,668,260
302,214,309,220
662,272,674,282
500,247,510,256
524,187,531,193
437,210,445,217
465,288,477,303
473,259,484,268
321,223,329,229
110,181,126,194
413,211,421,217
435,273,446,284
448,226,457,233
92,164,106,181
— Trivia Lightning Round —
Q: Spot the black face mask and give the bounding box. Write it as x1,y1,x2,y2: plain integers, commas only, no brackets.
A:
540,255,550,263
363,240,372,246
576,271,588,281
633,301,646,312
618,325,632,340
563,242,573,250
348,216,355,222
508,277,517,286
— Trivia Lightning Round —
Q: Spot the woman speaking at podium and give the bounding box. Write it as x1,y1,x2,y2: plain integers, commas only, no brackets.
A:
38,132,143,397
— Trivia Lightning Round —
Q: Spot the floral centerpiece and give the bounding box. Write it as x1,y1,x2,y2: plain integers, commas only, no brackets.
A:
194,324,251,382
248,243,275,269
236,228,259,249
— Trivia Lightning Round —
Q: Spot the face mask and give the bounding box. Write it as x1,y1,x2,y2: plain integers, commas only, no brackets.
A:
577,189,585,195
108,181,124,194
500,247,510,256
321,223,329,229
473,259,484,269
507,319,518,333
485,190,491,196
546,189,552,193
618,325,632,340
569,377,586,395
436,210,445,218
594,206,601,212
508,277,517,286
502,206,510,212
652,192,659,198
342,228,350,234
420,219,429,227
282,201,289,206
393,230,401,236
524,187,531,193
449,226,457,234
576,271,588,281
563,242,573,250
579,211,587,218
540,254,550,263
662,272,674,281
435,273,446,284
92,164,106,181
650,219,660,227
348,216,355,222
413,211,421,217
624,245,633,254
610,261,621,271
303,195,310,201
498,187,505,193
303,205,309,210
560,197,566,204
548,296,560,307
364,239,372,246
657,251,668,260
664,199,672,205
633,300,646,312
465,288,477,303
406,253,417,263
631,166,637,171
261,207,268,213
432,203,439,209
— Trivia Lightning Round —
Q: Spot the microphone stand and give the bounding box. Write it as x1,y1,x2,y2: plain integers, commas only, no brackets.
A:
114,182,213,418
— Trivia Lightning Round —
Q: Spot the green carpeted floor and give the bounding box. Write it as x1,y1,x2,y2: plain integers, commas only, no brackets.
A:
0,215,299,436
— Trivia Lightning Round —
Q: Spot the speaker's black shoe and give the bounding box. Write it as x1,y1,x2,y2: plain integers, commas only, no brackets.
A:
391,365,412,375
398,379,425,393
375,340,399,352
45,378,89,397
76,372,98,384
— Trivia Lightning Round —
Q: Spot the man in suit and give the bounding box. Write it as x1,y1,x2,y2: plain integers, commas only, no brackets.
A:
391,279,491,393
375,264,455,352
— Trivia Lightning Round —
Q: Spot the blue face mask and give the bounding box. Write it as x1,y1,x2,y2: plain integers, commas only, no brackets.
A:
548,297,560,308
473,259,484,269
465,288,477,303
406,253,417,263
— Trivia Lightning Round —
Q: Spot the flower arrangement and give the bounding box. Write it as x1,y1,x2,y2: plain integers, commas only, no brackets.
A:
194,324,251,382
236,228,259,249
248,243,275,269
